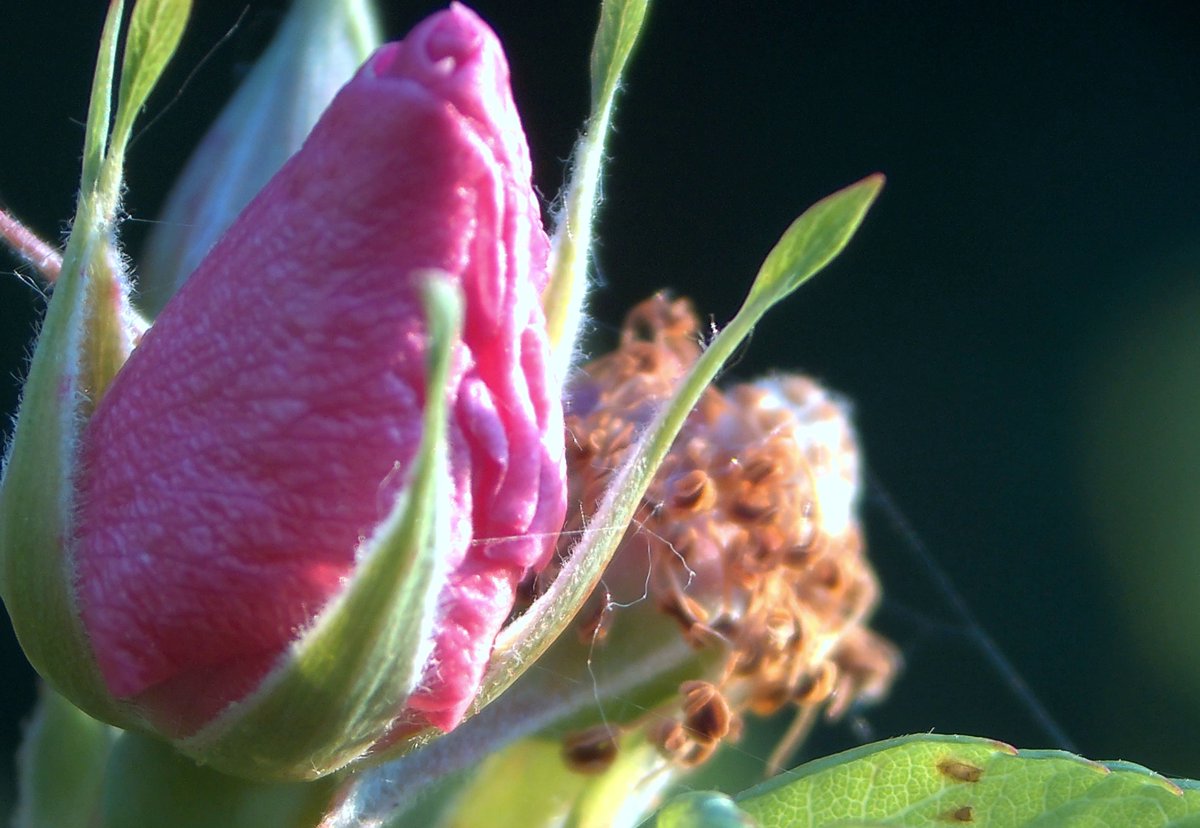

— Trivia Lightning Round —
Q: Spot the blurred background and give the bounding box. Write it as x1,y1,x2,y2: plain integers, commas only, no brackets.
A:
1,0,1197,810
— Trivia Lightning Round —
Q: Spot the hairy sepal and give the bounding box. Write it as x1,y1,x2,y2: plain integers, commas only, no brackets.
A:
0,0,187,728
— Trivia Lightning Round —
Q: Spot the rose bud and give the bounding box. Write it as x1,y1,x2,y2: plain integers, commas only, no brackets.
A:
1,3,565,781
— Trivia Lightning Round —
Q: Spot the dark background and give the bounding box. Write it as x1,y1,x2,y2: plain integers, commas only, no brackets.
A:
2,0,1199,810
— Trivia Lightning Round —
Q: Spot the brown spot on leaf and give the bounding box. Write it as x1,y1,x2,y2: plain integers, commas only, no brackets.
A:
938,758,984,783
938,805,974,822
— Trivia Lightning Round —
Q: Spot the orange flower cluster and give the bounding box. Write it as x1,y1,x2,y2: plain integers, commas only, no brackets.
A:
559,294,898,768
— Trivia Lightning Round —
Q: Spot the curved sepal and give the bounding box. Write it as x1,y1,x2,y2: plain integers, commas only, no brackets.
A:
0,0,187,727
542,0,651,376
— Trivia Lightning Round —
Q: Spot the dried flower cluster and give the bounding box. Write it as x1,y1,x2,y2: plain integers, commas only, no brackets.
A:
558,294,899,767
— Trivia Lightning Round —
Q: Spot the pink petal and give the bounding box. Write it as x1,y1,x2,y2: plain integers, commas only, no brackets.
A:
75,3,565,737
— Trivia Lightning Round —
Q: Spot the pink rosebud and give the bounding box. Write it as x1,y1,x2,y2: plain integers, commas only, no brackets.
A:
74,1,564,751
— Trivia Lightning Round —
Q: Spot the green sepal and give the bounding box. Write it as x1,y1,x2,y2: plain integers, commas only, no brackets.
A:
0,0,188,729
11,687,120,828
98,731,335,828
176,275,461,781
542,0,652,377
92,0,192,225
79,0,123,194
744,174,884,313
589,0,651,113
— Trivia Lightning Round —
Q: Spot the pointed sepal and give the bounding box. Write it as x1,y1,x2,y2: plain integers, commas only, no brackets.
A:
542,0,652,377
0,0,188,726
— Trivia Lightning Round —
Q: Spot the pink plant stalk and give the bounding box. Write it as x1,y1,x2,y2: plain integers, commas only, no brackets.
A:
74,3,565,738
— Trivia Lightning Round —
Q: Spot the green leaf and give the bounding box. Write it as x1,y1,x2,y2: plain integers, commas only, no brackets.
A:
590,0,651,113
99,731,334,828
744,173,884,313
12,688,119,828
178,275,461,781
80,0,125,194
725,734,1200,827
0,211,114,724
542,0,652,377
110,0,191,163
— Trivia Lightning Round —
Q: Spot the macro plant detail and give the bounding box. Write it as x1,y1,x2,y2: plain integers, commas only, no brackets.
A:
3,0,570,783
1,1,1196,827
546,295,898,770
